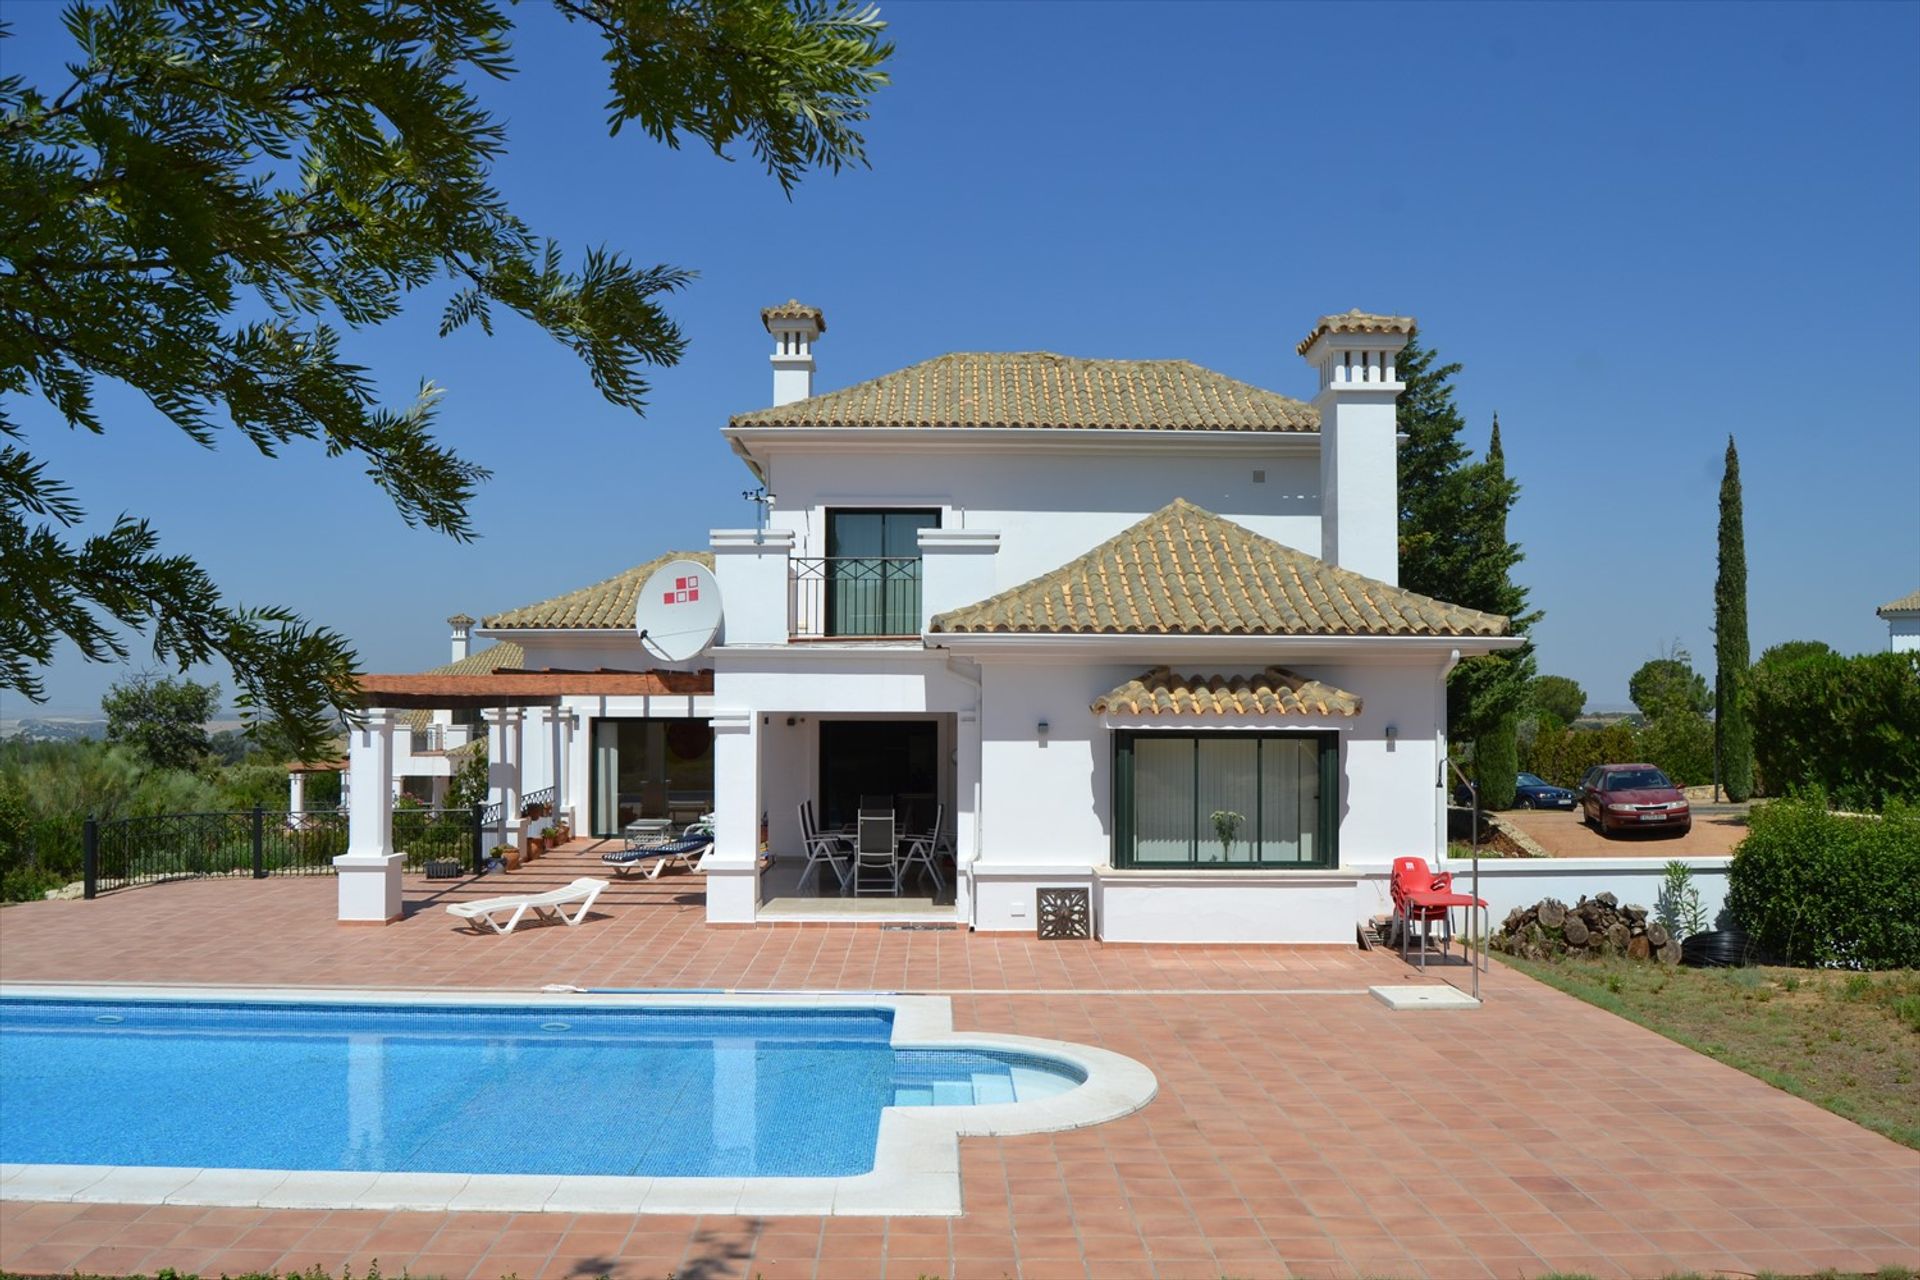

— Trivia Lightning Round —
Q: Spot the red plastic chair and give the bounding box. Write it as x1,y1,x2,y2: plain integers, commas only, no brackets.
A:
1391,856,1482,968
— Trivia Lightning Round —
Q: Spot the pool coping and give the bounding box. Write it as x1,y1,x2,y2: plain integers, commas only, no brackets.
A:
0,983,1159,1217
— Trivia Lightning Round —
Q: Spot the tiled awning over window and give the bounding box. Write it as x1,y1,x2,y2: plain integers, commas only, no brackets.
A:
1092,666,1362,718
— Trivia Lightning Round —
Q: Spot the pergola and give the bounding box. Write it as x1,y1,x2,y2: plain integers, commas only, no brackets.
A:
334,668,712,923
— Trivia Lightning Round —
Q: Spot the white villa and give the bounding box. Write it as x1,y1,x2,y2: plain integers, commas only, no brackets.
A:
339,303,1520,943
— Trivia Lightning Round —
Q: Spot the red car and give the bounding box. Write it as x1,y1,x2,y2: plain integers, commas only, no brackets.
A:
1577,763,1691,837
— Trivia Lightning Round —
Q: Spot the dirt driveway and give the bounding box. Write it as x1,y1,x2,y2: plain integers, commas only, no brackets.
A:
1501,803,1750,856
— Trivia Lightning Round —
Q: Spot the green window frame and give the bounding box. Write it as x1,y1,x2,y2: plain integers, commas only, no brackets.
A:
1111,730,1339,869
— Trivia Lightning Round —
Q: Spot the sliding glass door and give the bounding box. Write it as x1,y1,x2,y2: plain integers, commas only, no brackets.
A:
825,509,938,636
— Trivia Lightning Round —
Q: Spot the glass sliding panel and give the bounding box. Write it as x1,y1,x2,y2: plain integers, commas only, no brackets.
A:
1196,737,1259,863
826,511,886,636
881,511,937,634
1257,737,1320,863
1132,737,1196,864
591,720,620,836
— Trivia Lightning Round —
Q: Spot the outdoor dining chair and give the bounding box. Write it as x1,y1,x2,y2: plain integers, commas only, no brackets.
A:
899,801,946,892
798,801,852,890
853,808,900,896
1390,855,1486,970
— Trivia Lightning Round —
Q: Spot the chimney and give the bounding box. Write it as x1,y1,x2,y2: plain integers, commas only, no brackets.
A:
447,613,474,663
1297,309,1415,585
762,299,826,406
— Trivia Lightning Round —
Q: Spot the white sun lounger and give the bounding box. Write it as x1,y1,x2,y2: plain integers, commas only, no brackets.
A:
446,877,609,935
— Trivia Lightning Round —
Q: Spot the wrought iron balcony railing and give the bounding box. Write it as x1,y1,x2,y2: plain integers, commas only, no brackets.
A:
790,556,923,639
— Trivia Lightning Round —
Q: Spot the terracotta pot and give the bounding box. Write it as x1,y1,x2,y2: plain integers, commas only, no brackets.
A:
503,848,522,871
527,837,544,860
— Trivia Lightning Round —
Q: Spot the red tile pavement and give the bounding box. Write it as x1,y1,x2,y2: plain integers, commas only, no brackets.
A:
2,844,1916,1280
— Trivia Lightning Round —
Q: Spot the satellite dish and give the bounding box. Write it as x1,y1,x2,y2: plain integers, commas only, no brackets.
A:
634,559,723,662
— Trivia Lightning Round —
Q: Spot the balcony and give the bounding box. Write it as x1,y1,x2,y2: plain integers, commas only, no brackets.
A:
790,556,923,639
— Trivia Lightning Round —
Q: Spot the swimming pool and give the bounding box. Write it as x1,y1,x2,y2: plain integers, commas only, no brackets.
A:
0,998,1082,1179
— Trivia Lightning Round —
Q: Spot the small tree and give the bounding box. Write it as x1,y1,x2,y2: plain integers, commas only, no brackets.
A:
1208,809,1244,862
1629,649,1711,721
1474,714,1519,808
1715,436,1754,800
1528,675,1587,727
101,672,219,770
447,744,490,811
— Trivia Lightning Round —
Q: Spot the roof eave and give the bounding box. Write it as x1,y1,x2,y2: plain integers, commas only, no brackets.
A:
924,632,1522,659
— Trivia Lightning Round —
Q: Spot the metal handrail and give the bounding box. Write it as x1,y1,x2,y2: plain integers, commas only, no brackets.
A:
1442,756,1487,1001
789,555,923,638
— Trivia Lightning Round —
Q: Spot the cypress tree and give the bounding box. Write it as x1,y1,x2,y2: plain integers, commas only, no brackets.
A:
1715,435,1754,800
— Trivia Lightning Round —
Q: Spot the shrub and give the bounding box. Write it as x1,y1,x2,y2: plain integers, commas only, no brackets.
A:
1726,797,1920,969
1474,714,1519,808
1749,649,1920,809
1636,710,1714,787
1520,720,1638,788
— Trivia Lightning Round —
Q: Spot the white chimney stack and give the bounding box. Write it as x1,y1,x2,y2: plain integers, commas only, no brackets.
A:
447,613,474,663
762,299,826,407
1297,309,1415,586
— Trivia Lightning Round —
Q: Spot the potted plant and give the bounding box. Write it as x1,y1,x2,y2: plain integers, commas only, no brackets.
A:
1209,809,1244,863
526,833,545,860
493,842,521,871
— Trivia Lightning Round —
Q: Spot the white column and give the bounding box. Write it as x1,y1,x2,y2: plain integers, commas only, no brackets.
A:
482,706,525,852
288,770,307,830
336,709,404,923
705,709,761,923
954,707,982,925
550,705,573,837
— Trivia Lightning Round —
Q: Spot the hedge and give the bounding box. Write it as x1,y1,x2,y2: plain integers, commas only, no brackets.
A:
1726,797,1920,969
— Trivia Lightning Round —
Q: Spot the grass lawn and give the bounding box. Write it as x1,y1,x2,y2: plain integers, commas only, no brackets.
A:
1496,952,1920,1149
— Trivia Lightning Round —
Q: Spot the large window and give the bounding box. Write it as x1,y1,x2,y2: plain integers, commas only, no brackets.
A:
590,718,714,836
825,508,938,636
1112,731,1337,869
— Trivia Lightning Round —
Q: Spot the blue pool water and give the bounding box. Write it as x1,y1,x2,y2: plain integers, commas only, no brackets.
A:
0,1000,1082,1178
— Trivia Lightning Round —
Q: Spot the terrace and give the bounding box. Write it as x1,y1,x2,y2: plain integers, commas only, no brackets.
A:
1,844,1915,1280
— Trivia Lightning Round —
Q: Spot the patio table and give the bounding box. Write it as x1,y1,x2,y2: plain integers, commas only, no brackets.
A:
1401,887,1488,972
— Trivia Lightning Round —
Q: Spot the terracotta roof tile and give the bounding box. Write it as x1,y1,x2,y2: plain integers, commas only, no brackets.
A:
929,499,1510,639
729,352,1317,432
484,551,714,630
1878,589,1920,617
1093,666,1363,718
761,299,826,333
1294,309,1417,356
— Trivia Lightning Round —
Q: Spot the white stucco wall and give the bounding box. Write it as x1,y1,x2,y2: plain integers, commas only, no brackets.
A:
754,447,1323,592
1889,614,1920,653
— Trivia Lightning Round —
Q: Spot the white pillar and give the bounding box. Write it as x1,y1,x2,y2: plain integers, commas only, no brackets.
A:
288,770,307,830
336,709,404,924
482,706,525,852
549,705,573,837
705,709,761,923
954,708,982,925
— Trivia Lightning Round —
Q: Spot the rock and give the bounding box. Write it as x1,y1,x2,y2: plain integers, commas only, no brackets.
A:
1646,922,1671,948
1564,918,1590,947
1538,899,1567,929
1629,935,1651,960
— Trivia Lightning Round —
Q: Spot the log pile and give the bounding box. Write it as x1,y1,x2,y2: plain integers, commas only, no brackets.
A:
1491,891,1681,963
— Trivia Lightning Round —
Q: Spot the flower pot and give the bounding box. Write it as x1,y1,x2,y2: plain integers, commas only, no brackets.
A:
502,847,522,871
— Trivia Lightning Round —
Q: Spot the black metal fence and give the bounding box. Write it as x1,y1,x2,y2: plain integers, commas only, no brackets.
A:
83,803,488,898
790,556,923,638
85,806,346,897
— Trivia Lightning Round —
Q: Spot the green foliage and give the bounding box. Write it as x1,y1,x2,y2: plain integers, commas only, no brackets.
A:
1636,709,1715,787
1754,638,1836,674
1207,808,1243,860
1629,651,1712,720
1519,720,1639,789
1749,649,1920,810
1714,436,1753,800
1658,859,1710,938
1474,713,1519,808
447,743,489,810
101,671,219,770
0,0,892,756
1528,674,1587,726
1727,798,1920,970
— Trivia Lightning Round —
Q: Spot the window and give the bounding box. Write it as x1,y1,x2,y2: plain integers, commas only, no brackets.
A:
1112,731,1338,869
825,508,939,636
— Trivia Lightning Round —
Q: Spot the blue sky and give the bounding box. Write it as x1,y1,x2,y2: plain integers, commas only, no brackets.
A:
6,0,1918,720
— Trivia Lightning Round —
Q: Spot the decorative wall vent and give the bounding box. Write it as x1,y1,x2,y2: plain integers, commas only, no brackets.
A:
1036,888,1091,940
